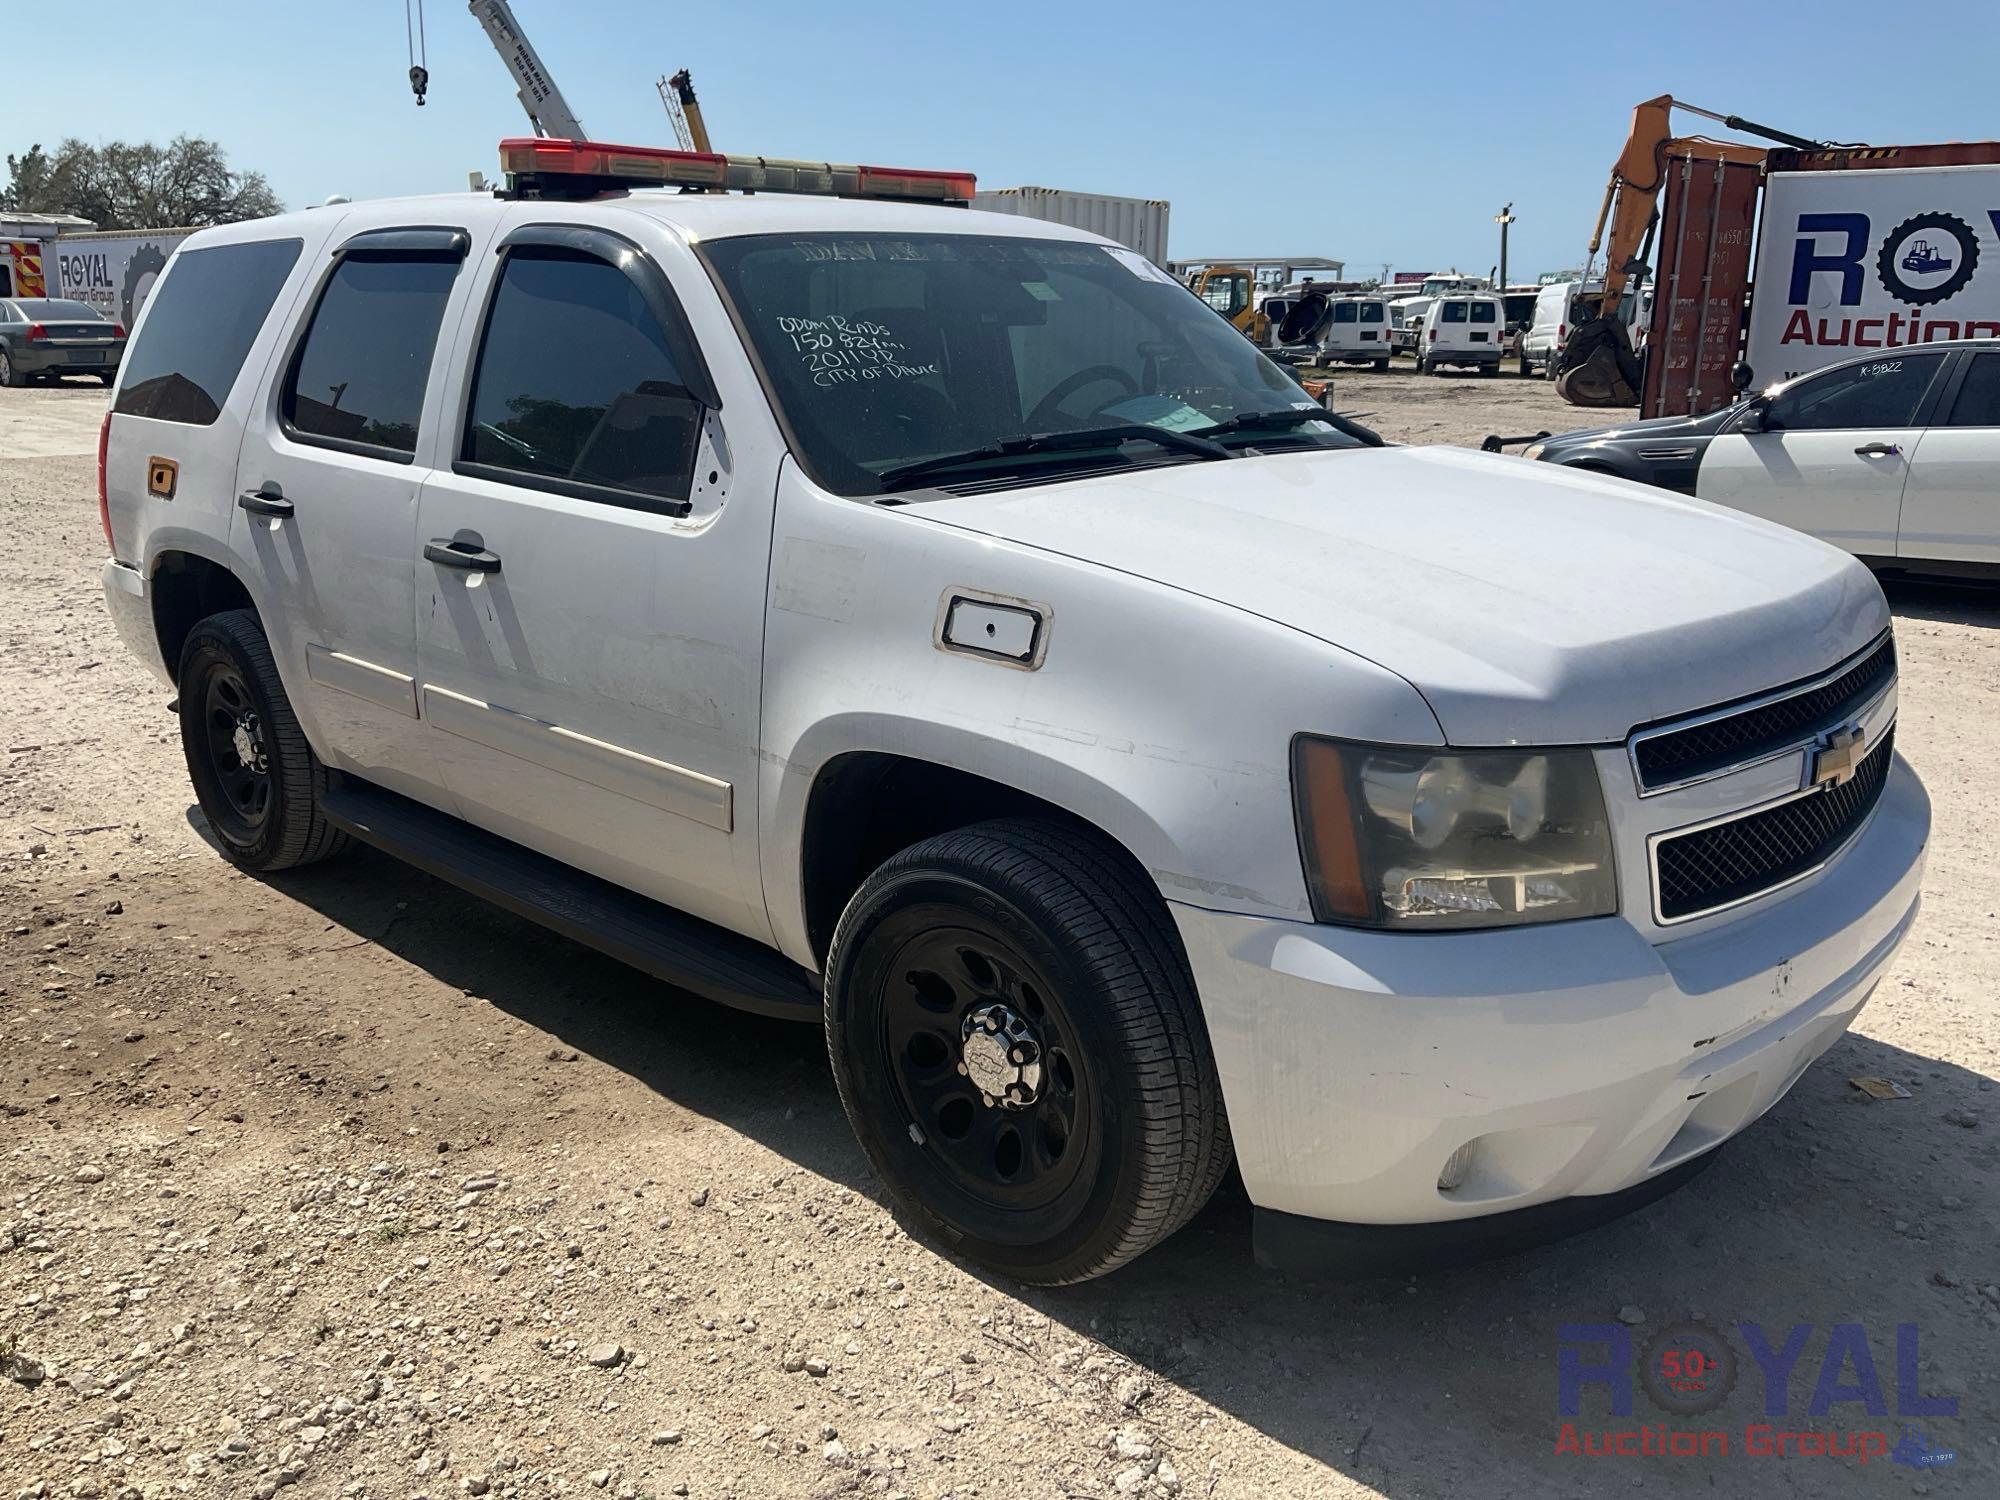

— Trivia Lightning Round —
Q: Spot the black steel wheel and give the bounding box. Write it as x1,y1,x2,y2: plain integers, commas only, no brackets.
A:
178,609,347,871
825,819,1231,1284
876,919,1095,1218
195,660,273,841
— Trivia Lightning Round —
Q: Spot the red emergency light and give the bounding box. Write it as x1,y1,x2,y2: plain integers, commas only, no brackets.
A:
497,137,975,207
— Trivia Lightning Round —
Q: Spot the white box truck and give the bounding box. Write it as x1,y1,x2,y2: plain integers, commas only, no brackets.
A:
970,186,1170,265
1746,160,2000,387
48,228,198,329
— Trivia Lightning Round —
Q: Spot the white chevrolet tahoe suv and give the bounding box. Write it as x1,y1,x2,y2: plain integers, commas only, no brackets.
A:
96,145,1929,1284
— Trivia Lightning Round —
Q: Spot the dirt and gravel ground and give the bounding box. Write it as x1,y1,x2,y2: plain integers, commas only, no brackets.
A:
2,369,1995,1500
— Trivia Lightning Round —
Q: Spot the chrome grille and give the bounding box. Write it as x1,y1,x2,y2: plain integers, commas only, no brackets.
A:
1631,634,1895,793
1653,726,1894,923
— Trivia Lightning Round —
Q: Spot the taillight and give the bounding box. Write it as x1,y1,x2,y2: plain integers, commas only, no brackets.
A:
1559,323,1568,338
1429,328,1438,341
97,412,113,550
112,323,127,339
26,322,49,342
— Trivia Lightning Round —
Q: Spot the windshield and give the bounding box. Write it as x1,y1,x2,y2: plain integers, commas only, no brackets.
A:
703,232,1362,496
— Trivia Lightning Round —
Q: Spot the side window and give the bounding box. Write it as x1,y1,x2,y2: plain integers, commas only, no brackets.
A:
461,250,701,507
1331,302,1358,324
283,254,460,458
113,239,302,425
1442,302,1468,324
1943,352,2000,427
1764,353,1947,432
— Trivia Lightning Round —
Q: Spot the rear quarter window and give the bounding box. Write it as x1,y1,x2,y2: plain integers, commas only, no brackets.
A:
114,239,302,425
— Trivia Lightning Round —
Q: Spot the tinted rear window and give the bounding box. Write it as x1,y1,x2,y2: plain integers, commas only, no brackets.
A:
1471,301,1497,324
114,239,301,425
1360,303,1384,323
13,299,104,320
1331,302,1358,324
283,256,458,457
1442,302,1468,323
1945,352,2000,427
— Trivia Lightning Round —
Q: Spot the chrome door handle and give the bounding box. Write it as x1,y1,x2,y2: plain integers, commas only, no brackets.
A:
238,488,294,518
1853,442,1901,458
424,539,502,573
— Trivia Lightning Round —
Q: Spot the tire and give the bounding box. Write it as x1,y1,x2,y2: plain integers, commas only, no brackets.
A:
824,818,1232,1285
178,609,348,872
1373,358,1390,372
0,348,23,388
98,373,115,387
1415,355,1430,375
1518,355,1532,376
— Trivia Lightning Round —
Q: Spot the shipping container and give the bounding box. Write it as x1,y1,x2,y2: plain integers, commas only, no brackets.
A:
1636,139,2000,417
970,186,1170,266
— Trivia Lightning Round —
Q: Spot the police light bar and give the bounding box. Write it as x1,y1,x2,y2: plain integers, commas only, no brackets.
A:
497,138,975,206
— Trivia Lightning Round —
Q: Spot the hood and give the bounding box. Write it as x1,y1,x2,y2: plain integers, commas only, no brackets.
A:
1543,405,1739,447
925,446,1887,746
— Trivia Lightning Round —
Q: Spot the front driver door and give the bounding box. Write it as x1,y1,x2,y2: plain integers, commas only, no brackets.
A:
413,219,772,944
1696,351,1951,558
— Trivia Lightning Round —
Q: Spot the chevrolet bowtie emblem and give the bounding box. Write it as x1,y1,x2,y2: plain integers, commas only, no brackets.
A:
1809,723,1866,789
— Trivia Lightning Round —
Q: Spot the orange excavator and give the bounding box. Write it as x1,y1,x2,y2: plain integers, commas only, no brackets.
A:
1556,95,1837,408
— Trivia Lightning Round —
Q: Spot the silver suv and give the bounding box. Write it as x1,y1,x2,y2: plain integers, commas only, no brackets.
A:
97,144,1927,1283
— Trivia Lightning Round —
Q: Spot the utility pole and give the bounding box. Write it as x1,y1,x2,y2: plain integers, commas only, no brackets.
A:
1495,203,1515,290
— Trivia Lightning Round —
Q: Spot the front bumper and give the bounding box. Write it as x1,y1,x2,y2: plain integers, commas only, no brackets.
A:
1172,753,1928,1258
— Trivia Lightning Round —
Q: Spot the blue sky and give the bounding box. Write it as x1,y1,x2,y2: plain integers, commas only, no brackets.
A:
9,1,1999,277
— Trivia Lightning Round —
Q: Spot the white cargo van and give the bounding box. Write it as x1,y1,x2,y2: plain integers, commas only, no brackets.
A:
1416,293,1505,374
1521,281,1580,377
1316,295,1392,370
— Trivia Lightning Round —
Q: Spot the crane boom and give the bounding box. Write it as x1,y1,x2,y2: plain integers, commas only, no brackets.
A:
467,0,586,140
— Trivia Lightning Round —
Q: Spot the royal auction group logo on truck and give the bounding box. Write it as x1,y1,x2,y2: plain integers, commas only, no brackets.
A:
1875,212,1980,304
1744,164,2000,384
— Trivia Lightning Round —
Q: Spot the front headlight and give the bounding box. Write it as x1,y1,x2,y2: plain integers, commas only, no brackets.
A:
1522,441,1546,461
1291,737,1617,929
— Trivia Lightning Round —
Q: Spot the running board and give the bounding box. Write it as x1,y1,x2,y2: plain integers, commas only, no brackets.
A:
320,778,820,1021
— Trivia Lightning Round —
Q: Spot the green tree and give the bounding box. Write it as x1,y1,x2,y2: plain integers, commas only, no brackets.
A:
1,137,281,228
0,145,55,213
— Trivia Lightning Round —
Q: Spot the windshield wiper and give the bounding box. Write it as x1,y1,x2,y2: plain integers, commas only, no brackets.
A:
877,423,1233,493
1201,407,1386,447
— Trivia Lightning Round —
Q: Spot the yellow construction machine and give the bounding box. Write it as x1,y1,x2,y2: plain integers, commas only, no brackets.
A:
1556,95,1834,407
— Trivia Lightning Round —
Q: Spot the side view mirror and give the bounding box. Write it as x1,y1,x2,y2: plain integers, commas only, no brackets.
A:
1729,362,1754,393
1737,398,1768,434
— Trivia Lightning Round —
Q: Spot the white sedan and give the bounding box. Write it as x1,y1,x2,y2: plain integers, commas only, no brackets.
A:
1528,340,2000,578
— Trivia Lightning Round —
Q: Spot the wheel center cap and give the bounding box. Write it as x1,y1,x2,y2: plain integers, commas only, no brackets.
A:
959,1003,1042,1110
232,716,264,772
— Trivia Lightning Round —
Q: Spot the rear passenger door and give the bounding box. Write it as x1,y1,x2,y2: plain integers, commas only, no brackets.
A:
232,224,483,806
414,220,772,943
1898,349,2000,565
